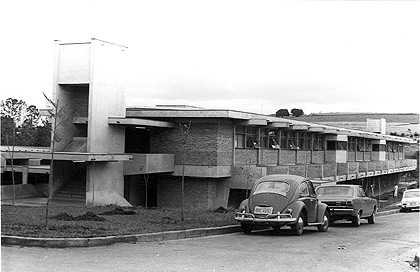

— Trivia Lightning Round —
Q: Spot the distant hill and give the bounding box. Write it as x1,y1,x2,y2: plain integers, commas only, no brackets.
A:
285,113,419,135
286,113,419,124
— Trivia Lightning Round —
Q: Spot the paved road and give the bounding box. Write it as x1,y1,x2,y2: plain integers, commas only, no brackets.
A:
2,212,419,272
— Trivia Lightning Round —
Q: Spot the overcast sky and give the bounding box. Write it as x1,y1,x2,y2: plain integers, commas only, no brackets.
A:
2,1,419,115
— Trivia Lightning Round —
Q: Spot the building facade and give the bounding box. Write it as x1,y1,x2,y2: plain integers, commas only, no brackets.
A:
1,39,418,209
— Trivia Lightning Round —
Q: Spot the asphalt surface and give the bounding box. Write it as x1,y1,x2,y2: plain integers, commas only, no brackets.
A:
2,211,419,272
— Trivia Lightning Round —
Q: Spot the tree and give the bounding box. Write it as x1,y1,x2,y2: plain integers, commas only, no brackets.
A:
276,109,290,117
0,98,26,206
179,121,191,222
291,108,304,117
1,99,50,147
42,92,75,227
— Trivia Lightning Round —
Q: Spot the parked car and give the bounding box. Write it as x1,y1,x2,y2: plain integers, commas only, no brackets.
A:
235,174,330,236
396,189,420,212
315,185,377,227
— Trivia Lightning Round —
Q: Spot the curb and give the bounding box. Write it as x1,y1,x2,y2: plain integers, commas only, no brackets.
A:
1,225,242,248
0,209,401,248
376,209,400,217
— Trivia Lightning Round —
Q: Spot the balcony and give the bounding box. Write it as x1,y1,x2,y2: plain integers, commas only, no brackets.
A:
123,154,174,175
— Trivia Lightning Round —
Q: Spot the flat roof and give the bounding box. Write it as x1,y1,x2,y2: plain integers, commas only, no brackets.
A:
125,108,416,144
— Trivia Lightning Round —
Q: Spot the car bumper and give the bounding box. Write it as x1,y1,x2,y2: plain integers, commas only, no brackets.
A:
235,212,297,226
329,208,358,217
396,203,420,209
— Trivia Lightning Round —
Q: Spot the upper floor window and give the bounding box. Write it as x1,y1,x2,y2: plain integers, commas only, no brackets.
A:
268,129,280,149
357,138,366,151
348,137,356,152
312,133,325,151
235,126,259,148
327,141,347,150
297,132,311,150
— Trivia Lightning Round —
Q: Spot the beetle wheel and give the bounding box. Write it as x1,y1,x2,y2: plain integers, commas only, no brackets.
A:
317,211,329,232
291,213,304,236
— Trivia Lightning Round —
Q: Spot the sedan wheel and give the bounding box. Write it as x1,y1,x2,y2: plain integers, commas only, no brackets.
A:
317,211,329,232
368,208,376,224
291,213,304,236
351,212,361,227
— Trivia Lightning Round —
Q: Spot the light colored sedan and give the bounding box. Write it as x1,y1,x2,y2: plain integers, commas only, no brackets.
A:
397,189,420,212
316,185,378,227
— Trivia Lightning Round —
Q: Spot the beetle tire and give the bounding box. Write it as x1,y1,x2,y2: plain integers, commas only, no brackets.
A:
351,212,361,227
291,213,304,236
317,211,329,232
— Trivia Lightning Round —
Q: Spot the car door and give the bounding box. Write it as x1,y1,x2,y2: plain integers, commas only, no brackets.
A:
299,181,317,223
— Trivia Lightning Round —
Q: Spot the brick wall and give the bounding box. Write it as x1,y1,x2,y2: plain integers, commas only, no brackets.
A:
156,176,217,210
151,120,233,167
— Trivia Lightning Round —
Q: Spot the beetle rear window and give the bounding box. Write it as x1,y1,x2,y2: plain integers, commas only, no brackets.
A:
316,186,353,197
253,181,290,196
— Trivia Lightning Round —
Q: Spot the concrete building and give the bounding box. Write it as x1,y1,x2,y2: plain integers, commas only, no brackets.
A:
1,39,418,209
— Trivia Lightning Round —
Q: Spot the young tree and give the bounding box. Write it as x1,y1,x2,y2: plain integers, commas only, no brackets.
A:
179,121,192,222
42,92,72,229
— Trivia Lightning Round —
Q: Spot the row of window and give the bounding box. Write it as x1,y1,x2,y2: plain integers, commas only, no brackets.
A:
234,126,404,153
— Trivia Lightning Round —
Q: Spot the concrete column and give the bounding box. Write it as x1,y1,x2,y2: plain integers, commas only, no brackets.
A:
22,166,29,185
86,161,131,207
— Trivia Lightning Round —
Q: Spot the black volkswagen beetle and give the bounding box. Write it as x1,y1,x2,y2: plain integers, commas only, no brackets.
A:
235,174,330,236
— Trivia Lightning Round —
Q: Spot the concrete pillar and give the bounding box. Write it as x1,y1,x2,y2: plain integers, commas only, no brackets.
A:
86,161,131,207
22,166,29,185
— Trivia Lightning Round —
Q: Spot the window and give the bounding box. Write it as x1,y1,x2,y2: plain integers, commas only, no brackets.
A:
358,188,367,197
279,130,299,149
348,137,356,152
288,131,298,149
327,141,336,150
366,139,372,151
337,141,347,150
387,142,398,152
357,138,366,151
312,134,325,150
268,129,280,149
299,182,309,196
260,129,268,149
280,129,287,149
254,181,290,196
304,133,311,150
327,141,347,150
235,126,259,149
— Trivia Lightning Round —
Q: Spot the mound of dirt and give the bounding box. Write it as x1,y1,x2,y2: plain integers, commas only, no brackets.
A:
211,206,229,213
51,212,106,221
99,207,136,215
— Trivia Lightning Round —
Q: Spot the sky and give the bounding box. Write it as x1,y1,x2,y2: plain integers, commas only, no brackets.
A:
1,0,419,115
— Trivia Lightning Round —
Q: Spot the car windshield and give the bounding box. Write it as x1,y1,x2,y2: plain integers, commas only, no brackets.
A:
316,186,353,197
404,191,419,198
253,181,290,196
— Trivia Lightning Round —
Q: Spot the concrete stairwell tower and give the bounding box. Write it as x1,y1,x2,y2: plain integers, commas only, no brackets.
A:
52,38,131,207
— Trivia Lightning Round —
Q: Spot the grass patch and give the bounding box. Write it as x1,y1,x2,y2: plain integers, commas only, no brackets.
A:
1,205,238,238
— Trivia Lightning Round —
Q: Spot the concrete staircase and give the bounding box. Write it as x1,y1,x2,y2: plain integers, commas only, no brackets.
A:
54,181,86,204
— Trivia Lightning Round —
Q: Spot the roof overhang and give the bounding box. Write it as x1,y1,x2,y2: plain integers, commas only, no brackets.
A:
2,151,133,162
109,117,175,128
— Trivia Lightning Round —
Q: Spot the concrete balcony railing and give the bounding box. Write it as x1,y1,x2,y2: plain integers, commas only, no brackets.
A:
123,154,174,175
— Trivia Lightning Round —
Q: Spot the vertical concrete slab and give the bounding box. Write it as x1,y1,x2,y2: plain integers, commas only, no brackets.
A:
85,39,129,207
